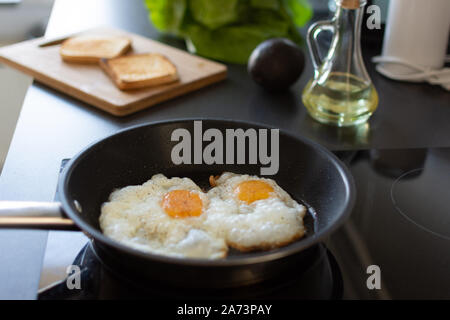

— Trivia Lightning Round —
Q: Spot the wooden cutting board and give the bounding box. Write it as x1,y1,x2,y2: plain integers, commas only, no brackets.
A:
0,27,227,116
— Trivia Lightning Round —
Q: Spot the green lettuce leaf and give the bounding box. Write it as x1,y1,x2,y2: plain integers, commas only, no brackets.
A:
144,0,187,34
185,20,290,64
282,0,312,27
189,0,240,30
144,0,312,64
250,0,279,10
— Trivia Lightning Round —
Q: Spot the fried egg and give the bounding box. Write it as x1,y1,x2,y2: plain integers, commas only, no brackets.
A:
99,174,227,259
204,172,306,251
100,172,307,259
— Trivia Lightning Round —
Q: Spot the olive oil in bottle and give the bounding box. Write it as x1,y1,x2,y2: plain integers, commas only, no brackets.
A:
302,0,378,126
302,72,378,126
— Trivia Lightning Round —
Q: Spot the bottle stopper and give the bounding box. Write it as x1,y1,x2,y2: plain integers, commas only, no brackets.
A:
340,0,363,9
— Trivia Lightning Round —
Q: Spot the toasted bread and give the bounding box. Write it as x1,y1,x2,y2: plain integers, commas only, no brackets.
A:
99,53,179,90
60,36,131,64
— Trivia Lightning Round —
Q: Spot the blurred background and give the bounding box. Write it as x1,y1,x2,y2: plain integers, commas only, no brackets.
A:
0,0,391,173
0,0,53,173
1,0,450,300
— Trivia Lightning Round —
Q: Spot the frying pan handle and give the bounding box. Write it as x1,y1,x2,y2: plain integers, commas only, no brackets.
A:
0,201,78,231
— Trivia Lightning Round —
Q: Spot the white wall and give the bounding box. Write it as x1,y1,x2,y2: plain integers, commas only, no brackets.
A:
0,0,53,173
0,0,53,46
0,65,32,173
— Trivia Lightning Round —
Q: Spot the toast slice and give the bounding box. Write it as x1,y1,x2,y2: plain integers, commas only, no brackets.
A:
60,36,131,63
100,53,179,90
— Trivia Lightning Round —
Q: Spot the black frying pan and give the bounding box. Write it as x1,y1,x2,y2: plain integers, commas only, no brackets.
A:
0,119,355,288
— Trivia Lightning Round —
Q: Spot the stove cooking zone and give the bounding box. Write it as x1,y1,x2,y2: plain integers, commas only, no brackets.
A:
171,121,279,175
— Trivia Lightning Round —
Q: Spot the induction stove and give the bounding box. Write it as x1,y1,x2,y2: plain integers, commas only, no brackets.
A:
38,147,450,299
328,148,450,299
38,241,342,300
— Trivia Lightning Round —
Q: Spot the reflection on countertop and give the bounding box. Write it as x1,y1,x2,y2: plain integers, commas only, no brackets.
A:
328,147,450,299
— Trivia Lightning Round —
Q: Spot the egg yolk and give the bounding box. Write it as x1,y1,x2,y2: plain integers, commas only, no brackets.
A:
234,180,274,204
162,190,203,218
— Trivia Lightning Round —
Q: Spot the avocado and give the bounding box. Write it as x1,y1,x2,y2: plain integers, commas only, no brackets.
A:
248,38,305,91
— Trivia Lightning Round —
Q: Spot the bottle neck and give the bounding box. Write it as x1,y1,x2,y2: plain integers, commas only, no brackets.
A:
334,5,364,52
325,3,370,82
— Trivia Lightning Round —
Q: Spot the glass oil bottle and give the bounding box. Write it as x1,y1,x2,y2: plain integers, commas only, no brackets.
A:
302,0,378,127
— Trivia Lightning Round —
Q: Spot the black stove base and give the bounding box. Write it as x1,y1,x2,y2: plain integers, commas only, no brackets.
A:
38,241,343,300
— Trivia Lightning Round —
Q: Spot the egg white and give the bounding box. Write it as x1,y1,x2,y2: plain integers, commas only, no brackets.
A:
100,172,307,258
99,174,227,259
204,172,306,251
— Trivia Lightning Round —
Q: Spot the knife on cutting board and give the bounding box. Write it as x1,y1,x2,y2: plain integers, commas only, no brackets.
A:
38,34,77,47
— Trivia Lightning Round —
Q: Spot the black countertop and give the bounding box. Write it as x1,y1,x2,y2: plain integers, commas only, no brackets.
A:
0,0,449,299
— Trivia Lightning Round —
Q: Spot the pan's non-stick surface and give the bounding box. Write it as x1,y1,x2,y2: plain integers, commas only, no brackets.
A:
59,119,355,287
